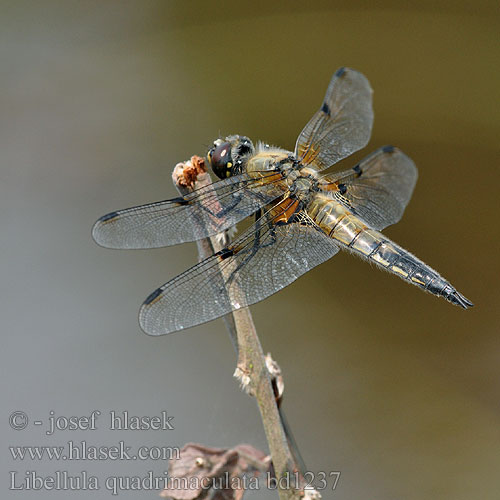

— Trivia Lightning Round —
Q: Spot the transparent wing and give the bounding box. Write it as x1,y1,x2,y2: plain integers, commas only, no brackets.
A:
92,171,286,249
294,67,374,171
320,145,418,230
139,212,339,335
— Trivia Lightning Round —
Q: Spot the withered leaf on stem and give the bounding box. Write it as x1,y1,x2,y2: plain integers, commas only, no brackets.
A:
161,442,269,500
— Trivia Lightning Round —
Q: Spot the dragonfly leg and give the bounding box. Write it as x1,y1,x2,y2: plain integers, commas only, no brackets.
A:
223,209,279,288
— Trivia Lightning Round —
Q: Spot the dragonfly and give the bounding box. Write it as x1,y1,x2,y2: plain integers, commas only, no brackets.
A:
93,67,473,335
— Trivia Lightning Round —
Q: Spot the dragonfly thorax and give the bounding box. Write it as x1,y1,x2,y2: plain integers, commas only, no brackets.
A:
288,174,317,204
245,145,294,181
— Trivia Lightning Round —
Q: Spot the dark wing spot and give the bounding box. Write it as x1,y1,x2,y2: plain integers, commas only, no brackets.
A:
144,288,163,305
382,145,395,154
99,211,119,223
335,67,346,77
217,247,235,261
352,165,362,176
321,101,331,116
338,183,347,195
171,196,190,206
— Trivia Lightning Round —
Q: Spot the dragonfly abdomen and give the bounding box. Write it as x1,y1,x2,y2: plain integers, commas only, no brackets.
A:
308,198,472,308
353,230,472,308
308,197,369,245
364,237,473,308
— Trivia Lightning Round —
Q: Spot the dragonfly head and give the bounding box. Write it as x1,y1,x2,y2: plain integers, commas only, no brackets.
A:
207,135,254,179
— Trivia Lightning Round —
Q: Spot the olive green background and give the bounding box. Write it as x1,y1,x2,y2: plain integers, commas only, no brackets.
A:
2,1,499,499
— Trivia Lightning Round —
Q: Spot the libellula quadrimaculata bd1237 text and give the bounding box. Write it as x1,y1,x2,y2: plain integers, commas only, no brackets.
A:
93,67,473,335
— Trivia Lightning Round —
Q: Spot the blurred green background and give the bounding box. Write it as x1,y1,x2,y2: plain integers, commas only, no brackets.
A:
2,1,499,499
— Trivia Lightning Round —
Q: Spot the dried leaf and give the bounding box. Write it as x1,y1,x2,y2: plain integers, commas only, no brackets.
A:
161,442,269,500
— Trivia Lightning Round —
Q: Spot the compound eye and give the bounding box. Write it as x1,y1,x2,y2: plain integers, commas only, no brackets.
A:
209,141,232,179
212,141,230,165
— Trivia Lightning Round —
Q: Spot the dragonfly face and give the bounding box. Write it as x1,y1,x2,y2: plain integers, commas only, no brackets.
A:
93,67,473,335
207,135,255,179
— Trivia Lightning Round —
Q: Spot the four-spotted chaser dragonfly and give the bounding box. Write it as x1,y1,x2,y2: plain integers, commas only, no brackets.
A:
93,67,472,335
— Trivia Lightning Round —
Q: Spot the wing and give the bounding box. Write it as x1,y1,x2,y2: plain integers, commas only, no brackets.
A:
319,145,418,230
294,67,374,171
92,171,286,249
139,211,340,335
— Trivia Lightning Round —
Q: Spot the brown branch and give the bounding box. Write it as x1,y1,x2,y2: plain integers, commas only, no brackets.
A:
172,157,314,499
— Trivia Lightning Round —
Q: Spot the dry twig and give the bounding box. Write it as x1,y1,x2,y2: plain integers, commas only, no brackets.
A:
172,157,315,499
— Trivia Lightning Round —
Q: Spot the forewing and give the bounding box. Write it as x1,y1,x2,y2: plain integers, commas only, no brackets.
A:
139,213,339,335
92,171,285,249
321,146,418,230
294,67,374,171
